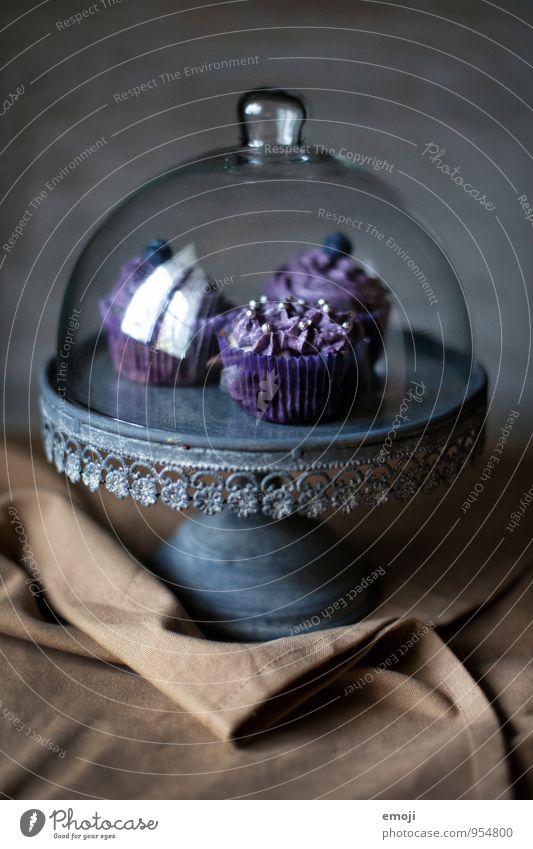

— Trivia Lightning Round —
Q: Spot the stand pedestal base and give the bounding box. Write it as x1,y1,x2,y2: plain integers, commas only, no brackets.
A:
152,512,375,641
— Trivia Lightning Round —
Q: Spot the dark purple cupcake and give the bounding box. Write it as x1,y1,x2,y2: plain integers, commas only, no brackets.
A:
264,233,389,364
218,299,370,424
99,239,232,385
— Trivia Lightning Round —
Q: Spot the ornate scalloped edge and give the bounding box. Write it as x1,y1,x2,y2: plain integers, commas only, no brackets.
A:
40,403,485,518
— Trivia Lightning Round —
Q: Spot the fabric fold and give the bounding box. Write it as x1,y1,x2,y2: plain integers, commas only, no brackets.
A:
0,445,525,798
0,482,511,773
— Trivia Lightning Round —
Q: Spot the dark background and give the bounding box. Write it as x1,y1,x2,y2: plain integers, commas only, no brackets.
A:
1,0,532,440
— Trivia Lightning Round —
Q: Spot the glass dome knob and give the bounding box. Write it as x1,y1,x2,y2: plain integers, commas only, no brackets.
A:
239,89,306,148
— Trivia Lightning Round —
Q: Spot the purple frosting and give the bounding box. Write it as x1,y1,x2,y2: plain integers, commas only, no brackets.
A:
264,246,388,314
228,301,354,356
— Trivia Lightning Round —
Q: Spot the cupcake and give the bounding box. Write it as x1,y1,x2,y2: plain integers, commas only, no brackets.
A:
100,239,231,385
264,232,389,364
218,299,370,424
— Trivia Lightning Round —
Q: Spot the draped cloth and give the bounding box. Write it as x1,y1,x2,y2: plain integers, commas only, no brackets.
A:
0,443,530,799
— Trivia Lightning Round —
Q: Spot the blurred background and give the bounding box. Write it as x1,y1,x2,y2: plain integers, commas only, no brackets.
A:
1,0,532,441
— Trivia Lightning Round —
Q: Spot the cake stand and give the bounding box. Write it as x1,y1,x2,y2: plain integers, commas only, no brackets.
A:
40,332,486,641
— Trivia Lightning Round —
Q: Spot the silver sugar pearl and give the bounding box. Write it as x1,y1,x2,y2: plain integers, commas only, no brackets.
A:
248,299,257,309
246,308,256,318
317,297,326,306
259,295,268,303
341,320,353,332
297,298,306,305
261,322,272,333
298,319,312,330
277,301,286,311
320,302,331,313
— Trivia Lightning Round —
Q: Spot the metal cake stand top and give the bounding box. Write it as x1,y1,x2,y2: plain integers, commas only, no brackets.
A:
40,334,487,519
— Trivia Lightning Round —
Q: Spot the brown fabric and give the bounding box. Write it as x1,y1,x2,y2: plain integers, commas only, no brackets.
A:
0,443,530,799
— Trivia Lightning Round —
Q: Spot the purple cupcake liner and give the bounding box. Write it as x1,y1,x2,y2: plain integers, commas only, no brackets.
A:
218,333,370,424
99,300,224,386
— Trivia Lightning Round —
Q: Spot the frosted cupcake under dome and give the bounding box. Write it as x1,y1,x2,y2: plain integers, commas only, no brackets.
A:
41,88,487,640
55,88,473,437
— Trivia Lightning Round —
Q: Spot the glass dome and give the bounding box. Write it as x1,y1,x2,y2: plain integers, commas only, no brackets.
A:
55,88,473,442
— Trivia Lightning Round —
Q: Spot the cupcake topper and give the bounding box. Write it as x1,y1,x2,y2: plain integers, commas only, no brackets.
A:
120,242,204,347
322,232,352,258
